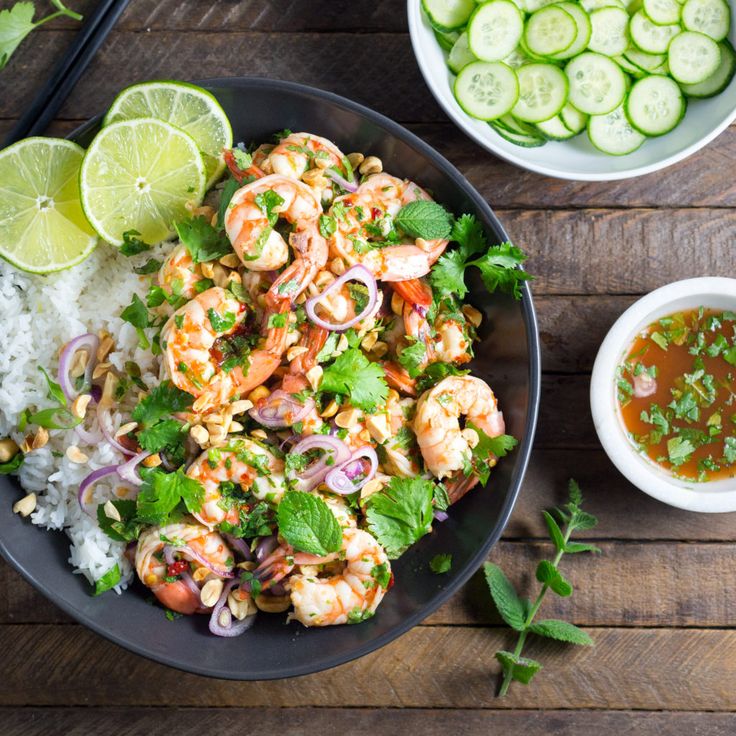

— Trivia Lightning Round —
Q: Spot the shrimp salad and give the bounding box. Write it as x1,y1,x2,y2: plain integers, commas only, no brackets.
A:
5,129,530,635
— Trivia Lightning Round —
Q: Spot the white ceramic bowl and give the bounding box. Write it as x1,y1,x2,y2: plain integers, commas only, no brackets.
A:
407,1,736,181
591,278,736,512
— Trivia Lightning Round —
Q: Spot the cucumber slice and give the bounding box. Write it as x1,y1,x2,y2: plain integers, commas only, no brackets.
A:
550,2,593,60
490,120,548,146
625,74,686,135
614,53,647,74
521,0,560,11
512,63,569,122
560,102,589,132
454,61,520,119
629,10,681,52
448,32,478,73
624,46,668,70
504,47,532,68
668,30,721,83
519,35,558,61
468,0,525,61
581,0,626,10
422,0,476,31
588,6,631,56
588,103,647,153
435,29,461,52
681,0,730,40
680,39,736,96
565,52,628,114
524,6,578,56
536,114,577,139
494,113,543,135
644,0,682,24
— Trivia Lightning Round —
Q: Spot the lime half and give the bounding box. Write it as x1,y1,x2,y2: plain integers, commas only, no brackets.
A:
80,118,206,246
103,81,233,188
0,137,97,274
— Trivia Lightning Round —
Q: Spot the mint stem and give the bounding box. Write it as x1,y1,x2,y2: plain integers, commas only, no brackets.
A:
497,524,573,697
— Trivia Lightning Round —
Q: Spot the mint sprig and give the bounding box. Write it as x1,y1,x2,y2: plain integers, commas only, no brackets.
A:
486,479,599,696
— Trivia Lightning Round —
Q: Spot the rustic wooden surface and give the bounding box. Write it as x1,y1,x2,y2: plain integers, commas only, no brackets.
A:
2,1,735,732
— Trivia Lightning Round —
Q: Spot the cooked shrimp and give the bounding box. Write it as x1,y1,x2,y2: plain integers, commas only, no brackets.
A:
380,393,421,478
224,174,323,271
162,286,288,413
135,521,233,614
268,132,348,183
186,438,286,528
158,244,203,301
289,527,391,626
328,174,449,281
413,375,505,480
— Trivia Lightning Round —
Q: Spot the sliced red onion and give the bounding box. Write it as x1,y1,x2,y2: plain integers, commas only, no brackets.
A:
325,446,378,495
58,333,100,402
173,545,234,579
255,535,279,563
91,385,102,403
117,450,150,487
248,390,314,428
287,435,352,492
325,168,358,193
433,510,449,522
78,465,120,517
305,265,378,332
209,580,256,637
97,404,136,457
264,582,287,597
224,533,252,561
75,423,103,445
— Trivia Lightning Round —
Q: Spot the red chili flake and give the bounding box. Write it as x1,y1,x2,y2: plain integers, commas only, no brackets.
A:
167,560,189,577
371,207,382,220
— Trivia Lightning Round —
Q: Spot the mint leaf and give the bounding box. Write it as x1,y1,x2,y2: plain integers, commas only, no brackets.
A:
495,651,542,685
429,553,452,574
175,216,232,263
136,467,204,525
535,559,572,597
395,200,453,240
0,452,23,474
483,562,526,631
564,541,601,554
365,476,435,558
528,619,593,646
276,491,342,556
93,564,121,596
321,348,388,411
132,380,193,427
542,511,566,552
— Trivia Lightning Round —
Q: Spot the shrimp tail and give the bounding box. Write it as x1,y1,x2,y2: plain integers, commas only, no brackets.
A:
224,148,265,182
383,361,417,397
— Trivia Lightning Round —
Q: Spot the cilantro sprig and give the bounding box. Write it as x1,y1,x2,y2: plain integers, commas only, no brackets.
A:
486,480,598,696
320,347,388,411
431,215,531,300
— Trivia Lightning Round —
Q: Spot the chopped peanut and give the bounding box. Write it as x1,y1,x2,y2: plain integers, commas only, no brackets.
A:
13,493,36,517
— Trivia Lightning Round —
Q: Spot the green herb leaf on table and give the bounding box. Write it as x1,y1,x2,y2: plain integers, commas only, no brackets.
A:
365,476,435,558
394,200,453,241
429,553,452,574
320,347,388,411
528,619,593,646
276,491,342,557
535,559,572,597
175,216,232,263
93,563,121,596
495,651,542,685
483,562,527,631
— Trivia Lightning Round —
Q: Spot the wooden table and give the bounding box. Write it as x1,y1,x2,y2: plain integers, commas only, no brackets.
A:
2,1,735,733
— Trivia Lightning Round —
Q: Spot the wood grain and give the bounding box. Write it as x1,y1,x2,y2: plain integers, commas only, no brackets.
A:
5,707,736,736
2,624,736,709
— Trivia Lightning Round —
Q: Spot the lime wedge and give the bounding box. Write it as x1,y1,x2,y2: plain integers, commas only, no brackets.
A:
0,137,97,273
80,118,206,247
103,81,233,188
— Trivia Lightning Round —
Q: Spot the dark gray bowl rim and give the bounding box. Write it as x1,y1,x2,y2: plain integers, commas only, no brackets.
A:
0,76,541,680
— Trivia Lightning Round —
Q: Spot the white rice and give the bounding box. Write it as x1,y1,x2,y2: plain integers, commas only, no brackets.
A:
0,244,168,589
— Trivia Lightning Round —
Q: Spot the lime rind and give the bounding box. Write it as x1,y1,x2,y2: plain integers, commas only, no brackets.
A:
0,137,97,274
103,80,233,188
80,117,206,247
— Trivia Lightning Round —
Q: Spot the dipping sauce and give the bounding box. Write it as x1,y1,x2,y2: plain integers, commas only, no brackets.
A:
616,307,735,483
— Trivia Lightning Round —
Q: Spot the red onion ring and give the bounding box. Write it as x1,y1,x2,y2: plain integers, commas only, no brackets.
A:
287,435,352,491
78,465,120,517
255,535,279,562
223,533,252,561
325,446,378,495
75,424,103,445
325,168,358,193
209,580,256,637
248,390,314,428
170,545,234,579
97,404,136,457
117,450,150,487
305,265,378,332
58,333,100,402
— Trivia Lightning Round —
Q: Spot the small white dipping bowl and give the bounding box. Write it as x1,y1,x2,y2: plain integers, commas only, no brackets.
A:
407,1,736,182
591,277,736,512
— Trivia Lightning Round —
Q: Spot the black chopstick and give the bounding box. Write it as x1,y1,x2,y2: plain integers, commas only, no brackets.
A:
4,0,131,148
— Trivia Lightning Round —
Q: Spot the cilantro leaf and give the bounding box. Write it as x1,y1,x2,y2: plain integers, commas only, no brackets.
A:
133,258,162,275
119,230,150,256
175,216,232,263
395,200,453,240
415,361,470,393
121,293,150,348
475,242,533,299
276,491,342,556
96,499,143,542
667,436,696,467
217,177,241,228
467,422,518,484
136,467,204,525
430,553,452,574
232,147,252,170
397,340,426,379
207,307,236,333
321,348,388,411
132,380,193,427
429,248,469,298
0,3,35,69
93,564,121,596
137,418,185,454
724,437,736,464
365,476,435,558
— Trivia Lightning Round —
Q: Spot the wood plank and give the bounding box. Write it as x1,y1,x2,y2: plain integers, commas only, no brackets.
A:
2,624,736,709
4,707,736,736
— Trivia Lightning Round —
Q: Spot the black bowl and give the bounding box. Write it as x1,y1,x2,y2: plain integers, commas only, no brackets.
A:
0,78,540,680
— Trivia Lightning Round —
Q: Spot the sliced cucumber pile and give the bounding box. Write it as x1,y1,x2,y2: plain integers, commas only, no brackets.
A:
423,0,734,156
